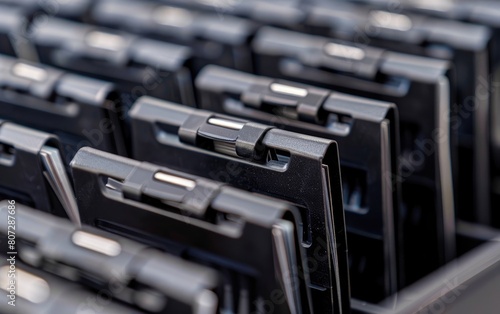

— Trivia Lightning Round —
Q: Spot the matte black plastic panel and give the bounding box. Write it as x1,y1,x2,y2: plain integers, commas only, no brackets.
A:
129,97,349,314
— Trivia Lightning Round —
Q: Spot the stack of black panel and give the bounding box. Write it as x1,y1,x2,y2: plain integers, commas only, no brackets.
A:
0,0,498,313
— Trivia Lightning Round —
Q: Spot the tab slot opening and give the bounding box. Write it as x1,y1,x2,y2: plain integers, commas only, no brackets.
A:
294,204,312,248
266,148,291,170
326,113,354,136
0,143,16,166
341,166,369,215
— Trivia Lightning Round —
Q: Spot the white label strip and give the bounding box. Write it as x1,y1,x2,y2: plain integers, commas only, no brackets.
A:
0,267,50,304
72,231,122,256
207,117,245,130
154,172,197,190
86,31,126,51
12,63,48,82
370,11,413,31
153,7,194,27
270,83,308,97
324,43,366,61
